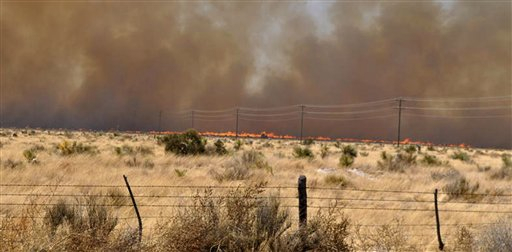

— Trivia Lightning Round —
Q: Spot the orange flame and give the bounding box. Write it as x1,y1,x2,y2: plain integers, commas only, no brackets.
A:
146,130,469,148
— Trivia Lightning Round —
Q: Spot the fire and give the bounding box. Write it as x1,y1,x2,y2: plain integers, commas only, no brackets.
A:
146,130,469,148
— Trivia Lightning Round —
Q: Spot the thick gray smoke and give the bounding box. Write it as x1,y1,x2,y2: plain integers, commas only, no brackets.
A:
1,1,511,148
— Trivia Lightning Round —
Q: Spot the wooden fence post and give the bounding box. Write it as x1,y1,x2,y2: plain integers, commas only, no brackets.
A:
298,175,307,228
123,175,142,243
298,175,307,251
435,189,444,250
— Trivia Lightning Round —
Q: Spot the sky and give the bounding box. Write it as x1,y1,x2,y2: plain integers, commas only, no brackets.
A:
1,1,511,148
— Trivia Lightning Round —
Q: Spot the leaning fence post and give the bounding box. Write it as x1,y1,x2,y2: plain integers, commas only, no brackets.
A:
434,189,444,250
123,175,142,243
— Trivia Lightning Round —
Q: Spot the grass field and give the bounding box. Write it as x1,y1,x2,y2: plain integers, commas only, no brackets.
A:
0,128,511,251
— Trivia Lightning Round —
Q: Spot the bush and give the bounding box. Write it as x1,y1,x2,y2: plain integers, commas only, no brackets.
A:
443,175,480,200
234,139,243,151
490,154,512,180
476,219,512,252
421,154,443,166
174,169,187,177
293,146,314,159
211,150,271,181
3,159,24,169
451,150,471,162
377,151,416,172
320,145,329,159
354,219,413,251
214,139,228,155
324,174,349,187
23,149,38,164
302,139,314,145
403,145,417,153
339,145,357,167
57,141,97,156
161,130,206,155
43,197,119,250
156,183,291,251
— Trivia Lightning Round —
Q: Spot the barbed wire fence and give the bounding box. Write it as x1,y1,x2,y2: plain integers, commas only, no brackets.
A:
1,175,511,249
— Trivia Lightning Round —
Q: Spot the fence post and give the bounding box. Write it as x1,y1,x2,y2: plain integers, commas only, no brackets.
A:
298,175,307,251
434,189,444,250
123,175,142,243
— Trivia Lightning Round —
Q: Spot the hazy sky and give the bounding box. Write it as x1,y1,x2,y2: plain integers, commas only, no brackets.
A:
1,1,511,148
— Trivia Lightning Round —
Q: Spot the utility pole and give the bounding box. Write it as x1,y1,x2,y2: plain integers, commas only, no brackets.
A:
235,108,239,138
158,110,162,132
300,105,305,141
191,110,195,129
397,98,403,147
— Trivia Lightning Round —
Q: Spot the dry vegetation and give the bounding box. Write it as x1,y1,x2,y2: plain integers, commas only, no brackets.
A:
1,128,511,251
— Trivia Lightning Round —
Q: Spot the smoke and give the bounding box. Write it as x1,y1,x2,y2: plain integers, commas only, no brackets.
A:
1,1,511,148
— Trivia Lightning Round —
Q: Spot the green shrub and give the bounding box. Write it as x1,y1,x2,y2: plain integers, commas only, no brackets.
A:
293,146,314,159
234,139,243,151
57,141,97,156
339,155,354,167
211,150,272,181
214,139,228,155
359,151,369,157
421,154,442,166
174,169,187,177
161,130,206,155
23,149,38,164
502,154,512,168
451,150,471,162
403,145,417,153
342,145,358,158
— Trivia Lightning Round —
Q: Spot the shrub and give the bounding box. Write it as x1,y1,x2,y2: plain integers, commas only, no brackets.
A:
359,151,369,157
293,146,314,159
490,154,512,180
342,145,358,158
174,169,187,177
421,154,443,166
57,141,97,156
443,175,480,200
324,174,349,187
107,188,128,208
3,159,24,169
302,139,314,145
211,150,271,181
403,145,417,153
156,183,291,251
320,145,329,159
354,218,413,251
453,226,474,252
234,139,243,151
114,145,134,156
339,145,358,167
23,149,38,164
451,150,471,162
161,130,206,155
43,197,118,250
475,219,512,252
377,151,416,172
214,139,228,155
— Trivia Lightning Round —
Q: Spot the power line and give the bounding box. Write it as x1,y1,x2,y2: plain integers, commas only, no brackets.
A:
401,106,511,111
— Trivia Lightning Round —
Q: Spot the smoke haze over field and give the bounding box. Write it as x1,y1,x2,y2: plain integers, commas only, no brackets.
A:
1,1,511,148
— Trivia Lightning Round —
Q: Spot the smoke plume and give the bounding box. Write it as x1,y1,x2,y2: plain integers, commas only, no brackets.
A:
1,1,511,148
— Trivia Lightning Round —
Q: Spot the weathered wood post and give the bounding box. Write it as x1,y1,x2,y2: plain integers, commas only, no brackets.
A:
298,175,307,251
123,175,142,243
434,189,444,250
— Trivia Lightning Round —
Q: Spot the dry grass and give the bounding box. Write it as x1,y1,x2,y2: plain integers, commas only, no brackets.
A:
0,128,511,251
